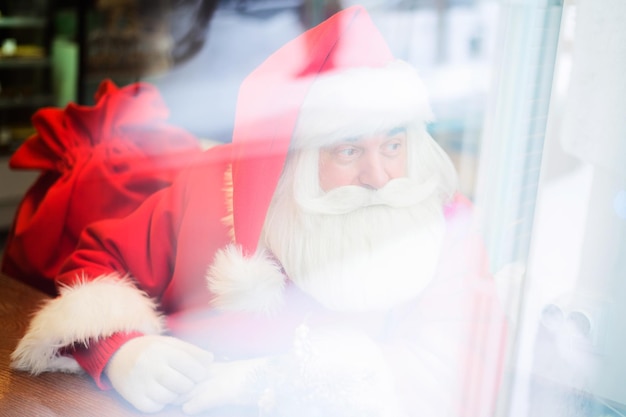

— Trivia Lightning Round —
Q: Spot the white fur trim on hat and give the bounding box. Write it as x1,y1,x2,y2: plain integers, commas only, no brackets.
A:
207,245,286,315
11,274,165,374
292,59,433,149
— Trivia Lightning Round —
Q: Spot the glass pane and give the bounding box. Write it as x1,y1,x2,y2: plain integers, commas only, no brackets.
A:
505,0,626,416
11,0,623,415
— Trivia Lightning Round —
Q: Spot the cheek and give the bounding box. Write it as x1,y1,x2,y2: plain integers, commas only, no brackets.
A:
319,160,356,191
386,154,408,179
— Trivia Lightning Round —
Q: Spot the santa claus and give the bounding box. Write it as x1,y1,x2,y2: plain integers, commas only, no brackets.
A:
11,5,506,417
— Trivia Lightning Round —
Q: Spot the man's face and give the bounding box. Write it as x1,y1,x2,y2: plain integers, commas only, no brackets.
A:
318,127,408,191
264,125,450,311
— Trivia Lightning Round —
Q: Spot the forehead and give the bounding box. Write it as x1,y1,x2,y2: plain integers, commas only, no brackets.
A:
327,126,408,146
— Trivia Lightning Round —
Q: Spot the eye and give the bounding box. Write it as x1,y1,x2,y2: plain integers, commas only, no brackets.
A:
333,145,362,161
381,127,407,157
337,147,358,156
387,141,402,151
381,140,403,156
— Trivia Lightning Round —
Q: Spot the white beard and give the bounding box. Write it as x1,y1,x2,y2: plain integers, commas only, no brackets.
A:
262,178,446,312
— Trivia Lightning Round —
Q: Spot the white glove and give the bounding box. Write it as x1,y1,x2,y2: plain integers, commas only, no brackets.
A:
181,358,269,415
105,335,214,413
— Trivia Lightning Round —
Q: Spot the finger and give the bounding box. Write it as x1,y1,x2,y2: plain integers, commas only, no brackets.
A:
181,379,225,415
164,352,210,383
161,339,214,382
127,395,166,414
144,378,180,406
154,366,196,394
181,361,257,415
171,339,215,367
163,351,214,383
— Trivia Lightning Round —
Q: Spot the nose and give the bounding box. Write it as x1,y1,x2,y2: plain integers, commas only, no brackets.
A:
358,152,391,190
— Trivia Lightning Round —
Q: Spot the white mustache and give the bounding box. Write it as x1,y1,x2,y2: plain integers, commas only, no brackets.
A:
295,176,439,215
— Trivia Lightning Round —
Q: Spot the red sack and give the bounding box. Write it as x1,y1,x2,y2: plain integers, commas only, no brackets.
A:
1,80,203,294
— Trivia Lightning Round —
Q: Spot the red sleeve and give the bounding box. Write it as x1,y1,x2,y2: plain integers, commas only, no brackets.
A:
55,145,232,301
46,147,234,389
55,180,183,298
71,331,144,389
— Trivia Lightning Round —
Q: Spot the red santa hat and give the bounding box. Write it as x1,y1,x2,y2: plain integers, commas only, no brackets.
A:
208,5,436,313
229,4,432,256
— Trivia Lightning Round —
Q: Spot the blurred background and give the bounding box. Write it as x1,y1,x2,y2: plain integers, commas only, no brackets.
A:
1,0,624,416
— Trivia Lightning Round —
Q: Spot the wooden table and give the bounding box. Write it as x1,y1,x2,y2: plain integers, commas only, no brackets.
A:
0,273,189,417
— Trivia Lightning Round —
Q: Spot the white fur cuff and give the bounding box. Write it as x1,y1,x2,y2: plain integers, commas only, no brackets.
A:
292,60,433,149
11,274,165,374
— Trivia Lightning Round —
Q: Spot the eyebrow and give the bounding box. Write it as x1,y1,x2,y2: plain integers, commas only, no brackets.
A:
387,126,407,136
340,136,361,144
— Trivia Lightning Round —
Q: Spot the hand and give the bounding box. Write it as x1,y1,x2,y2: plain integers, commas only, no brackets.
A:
181,358,268,415
105,335,214,413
